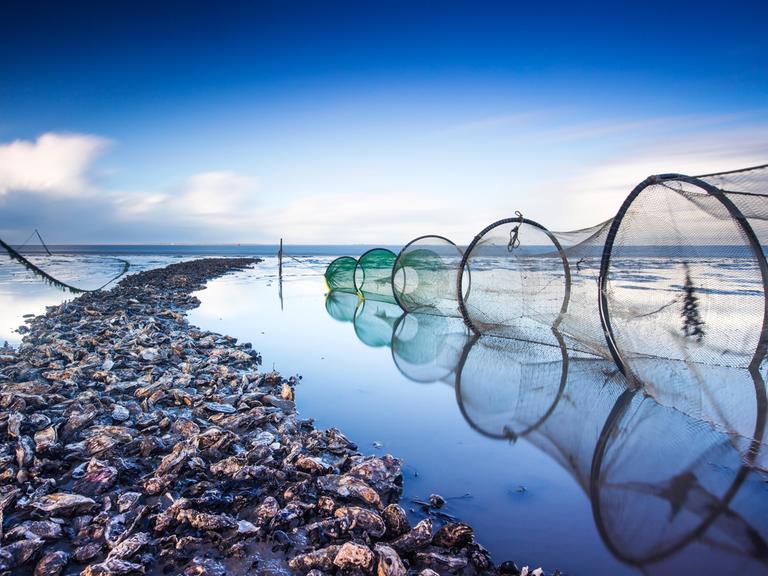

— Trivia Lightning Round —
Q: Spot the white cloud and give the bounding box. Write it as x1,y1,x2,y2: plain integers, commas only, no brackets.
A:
177,171,258,217
0,133,110,196
260,193,498,244
527,124,768,231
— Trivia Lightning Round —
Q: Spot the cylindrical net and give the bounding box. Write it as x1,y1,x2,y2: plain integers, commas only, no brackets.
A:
354,248,397,303
324,256,358,293
392,235,467,316
458,217,569,342
600,173,768,374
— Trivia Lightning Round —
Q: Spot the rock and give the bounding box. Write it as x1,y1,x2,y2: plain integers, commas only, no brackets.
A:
334,506,386,537
288,545,341,572
333,542,375,572
375,544,406,576
382,504,410,538
111,405,130,422
317,474,382,508
414,550,468,572
499,560,521,575
81,557,145,575
390,519,433,555
29,493,98,516
0,538,44,571
432,522,473,550
428,493,445,509
34,551,69,576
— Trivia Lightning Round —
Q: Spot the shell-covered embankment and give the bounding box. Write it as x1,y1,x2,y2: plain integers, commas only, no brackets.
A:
0,258,523,576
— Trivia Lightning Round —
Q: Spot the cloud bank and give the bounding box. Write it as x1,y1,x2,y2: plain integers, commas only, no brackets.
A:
0,133,110,197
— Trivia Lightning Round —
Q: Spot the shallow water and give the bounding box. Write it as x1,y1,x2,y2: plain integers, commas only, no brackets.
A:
2,250,768,575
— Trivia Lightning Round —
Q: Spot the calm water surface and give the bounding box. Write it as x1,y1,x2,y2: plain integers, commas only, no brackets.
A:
1,250,767,575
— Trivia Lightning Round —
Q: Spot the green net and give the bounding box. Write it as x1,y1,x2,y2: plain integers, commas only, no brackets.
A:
324,256,358,293
354,248,397,302
392,235,467,316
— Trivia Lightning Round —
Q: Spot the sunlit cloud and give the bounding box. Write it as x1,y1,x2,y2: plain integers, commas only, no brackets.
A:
0,133,111,196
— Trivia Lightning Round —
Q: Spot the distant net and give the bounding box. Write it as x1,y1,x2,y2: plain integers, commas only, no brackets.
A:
354,248,397,303
600,165,768,376
391,313,469,383
325,256,357,293
392,235,467,316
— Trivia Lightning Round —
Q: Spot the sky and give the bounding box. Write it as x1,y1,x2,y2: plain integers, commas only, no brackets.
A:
0,0,767,244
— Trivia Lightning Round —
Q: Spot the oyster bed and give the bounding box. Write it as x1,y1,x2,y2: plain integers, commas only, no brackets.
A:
0,258,527,576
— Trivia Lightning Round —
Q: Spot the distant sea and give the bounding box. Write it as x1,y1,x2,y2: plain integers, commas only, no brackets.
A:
10,244,403,256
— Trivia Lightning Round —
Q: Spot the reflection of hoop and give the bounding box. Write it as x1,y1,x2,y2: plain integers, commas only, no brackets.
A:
390,312,468,385
589,366,768,567
454,327,569,440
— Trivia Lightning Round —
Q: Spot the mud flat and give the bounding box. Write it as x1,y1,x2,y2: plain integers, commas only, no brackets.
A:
0,258,534,576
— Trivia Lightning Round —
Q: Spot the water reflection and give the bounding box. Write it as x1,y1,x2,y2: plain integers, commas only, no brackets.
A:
324,289,768,573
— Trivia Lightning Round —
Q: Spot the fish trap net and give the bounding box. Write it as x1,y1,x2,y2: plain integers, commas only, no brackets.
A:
392,235,467,317
354,248,397,303
324,256,358,293
600,165,768,377
457,216,571,343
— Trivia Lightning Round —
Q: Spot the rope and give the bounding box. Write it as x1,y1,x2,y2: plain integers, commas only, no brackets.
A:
507,211,524,252
35,229,53,256
17,230,37,251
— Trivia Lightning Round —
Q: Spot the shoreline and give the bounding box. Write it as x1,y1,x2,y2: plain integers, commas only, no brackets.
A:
0,258,530,576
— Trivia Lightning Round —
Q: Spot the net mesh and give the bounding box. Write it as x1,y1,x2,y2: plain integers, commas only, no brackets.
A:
354,248,397,303
601,171,768,374
392,235,467,316
458,218,570,342
324,256,357,293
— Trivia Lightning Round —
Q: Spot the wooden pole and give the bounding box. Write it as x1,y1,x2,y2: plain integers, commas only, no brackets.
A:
278,238,283,279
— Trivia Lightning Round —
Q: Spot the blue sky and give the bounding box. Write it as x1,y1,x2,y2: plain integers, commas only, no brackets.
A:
0,0,766,243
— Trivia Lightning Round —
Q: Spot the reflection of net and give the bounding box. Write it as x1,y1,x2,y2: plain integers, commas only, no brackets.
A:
325,290,360,323
391,313,469,383
592,388,768,568
354,248,397,303
453,331,768,570
324,256,357,293
352,298,402,348
601,170,768,374
458,218,570,341
392,236,466,316
455,332,570,439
